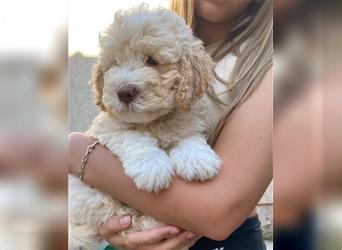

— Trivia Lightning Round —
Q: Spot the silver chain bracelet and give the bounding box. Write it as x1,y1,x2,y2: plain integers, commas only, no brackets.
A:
78,140,99,181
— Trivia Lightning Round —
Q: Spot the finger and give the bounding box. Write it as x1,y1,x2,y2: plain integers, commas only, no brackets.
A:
105,234,127,249
172,233,201,250
99,215,131,238
111,226,182,249
186,236,202,248
158,231,200,250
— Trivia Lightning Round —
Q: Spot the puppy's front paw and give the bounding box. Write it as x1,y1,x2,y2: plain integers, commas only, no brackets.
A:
170,137,221,182
124,149,174,193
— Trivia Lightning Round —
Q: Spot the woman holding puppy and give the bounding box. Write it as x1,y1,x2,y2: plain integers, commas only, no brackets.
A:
69,0,272,249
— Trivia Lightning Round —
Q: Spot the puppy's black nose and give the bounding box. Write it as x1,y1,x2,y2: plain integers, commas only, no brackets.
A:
117,84,138,104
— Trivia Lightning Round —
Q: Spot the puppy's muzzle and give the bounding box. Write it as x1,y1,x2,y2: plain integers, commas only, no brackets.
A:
117,84,139,104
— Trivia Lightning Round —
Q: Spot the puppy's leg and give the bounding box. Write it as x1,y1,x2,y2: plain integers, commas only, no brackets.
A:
104,132,174,193
69,175,113,250
170,136,221,182
69,221,102,250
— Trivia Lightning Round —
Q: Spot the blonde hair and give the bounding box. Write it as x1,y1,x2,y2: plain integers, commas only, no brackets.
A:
170,0,273,145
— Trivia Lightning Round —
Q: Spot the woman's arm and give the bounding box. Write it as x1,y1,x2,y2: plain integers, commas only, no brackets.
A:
69,70,272,241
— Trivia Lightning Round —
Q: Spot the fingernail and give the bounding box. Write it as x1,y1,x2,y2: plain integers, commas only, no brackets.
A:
186,232,198,239
169,228,181,235
119,215,131,227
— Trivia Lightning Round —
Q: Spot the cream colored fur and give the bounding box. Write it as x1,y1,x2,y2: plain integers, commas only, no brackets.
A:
69,4,221,250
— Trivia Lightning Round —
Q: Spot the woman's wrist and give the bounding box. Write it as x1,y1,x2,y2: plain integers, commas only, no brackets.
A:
68,132,126,194
68,132,96,176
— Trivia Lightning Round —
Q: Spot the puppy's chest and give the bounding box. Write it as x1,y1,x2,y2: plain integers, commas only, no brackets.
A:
140,123,185,151
135,109,209,151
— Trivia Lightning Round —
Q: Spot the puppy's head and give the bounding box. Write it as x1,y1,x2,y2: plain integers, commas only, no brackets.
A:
91,4,214,123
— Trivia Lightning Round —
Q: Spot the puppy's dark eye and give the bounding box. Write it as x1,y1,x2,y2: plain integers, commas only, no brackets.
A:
146,56,159,66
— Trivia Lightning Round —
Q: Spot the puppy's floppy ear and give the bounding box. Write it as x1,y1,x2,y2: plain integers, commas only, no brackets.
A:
90,62,107,111
176,41,215,111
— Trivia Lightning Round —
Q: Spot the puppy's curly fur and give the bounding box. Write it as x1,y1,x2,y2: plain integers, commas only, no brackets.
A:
69,4,221,250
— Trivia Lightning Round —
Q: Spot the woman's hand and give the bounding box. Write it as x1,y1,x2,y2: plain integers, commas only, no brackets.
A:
99,215,201,250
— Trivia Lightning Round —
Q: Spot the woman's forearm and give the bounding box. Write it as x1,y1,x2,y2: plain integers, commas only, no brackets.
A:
69,132,238,240
69,130,269,241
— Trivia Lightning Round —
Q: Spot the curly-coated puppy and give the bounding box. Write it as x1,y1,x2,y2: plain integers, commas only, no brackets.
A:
69,4,221,250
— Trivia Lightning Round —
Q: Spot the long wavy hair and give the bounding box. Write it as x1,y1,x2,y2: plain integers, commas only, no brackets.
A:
170,0,273,145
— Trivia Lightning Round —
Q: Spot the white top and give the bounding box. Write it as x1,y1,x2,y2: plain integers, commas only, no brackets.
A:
203,43,237,136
